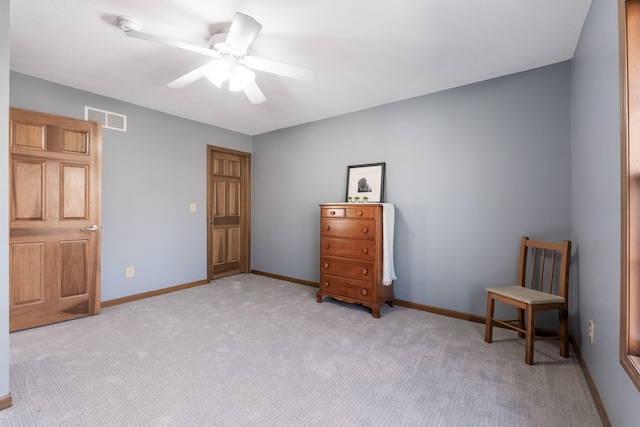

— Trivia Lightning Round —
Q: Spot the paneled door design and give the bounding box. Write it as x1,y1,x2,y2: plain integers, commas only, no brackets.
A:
208,146,250,279
9,108,102,332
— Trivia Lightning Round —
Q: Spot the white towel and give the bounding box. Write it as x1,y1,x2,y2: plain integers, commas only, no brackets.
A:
381,203,397,285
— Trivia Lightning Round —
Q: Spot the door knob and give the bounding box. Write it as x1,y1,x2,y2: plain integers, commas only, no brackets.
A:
81,224,99,232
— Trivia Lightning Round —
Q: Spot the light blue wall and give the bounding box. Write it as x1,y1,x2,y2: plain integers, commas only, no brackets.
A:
9,73,252,301
571,0,640,426
1,0,11,400
252,62,572,319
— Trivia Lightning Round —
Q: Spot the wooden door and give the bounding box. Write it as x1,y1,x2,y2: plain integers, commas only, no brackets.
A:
9,108,102,332
207,147,250,279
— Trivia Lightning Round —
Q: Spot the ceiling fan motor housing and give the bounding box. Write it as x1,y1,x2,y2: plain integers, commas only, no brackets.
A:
209,29,229,48
209,29,246,59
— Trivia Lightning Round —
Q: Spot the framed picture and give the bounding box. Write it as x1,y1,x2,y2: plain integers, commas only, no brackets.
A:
345,162,385,202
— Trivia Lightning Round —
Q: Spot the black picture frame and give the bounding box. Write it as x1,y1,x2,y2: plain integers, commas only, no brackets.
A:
345,162,385,203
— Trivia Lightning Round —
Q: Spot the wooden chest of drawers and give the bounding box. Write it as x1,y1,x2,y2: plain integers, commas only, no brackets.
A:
316,203,394,317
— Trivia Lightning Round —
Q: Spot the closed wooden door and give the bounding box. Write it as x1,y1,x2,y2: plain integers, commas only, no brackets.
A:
9,108,102,332
208,147,250,279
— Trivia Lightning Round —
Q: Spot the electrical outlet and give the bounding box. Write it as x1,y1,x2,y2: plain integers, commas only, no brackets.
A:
190,202,196,212
588,319,594,344
126,266,134,278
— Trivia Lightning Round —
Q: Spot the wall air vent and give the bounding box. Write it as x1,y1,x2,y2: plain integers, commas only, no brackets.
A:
84,106,127,132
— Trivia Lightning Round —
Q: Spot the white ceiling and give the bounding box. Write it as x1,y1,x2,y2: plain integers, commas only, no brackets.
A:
9,0,592,136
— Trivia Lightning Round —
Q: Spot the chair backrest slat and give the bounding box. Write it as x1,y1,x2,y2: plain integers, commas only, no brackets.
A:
538,248,546,291
528,247,537,289
549,249,557,294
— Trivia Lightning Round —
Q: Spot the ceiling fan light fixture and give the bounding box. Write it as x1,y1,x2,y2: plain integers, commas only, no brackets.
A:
205,60,231,88
228,64,255,92
205,74,224,88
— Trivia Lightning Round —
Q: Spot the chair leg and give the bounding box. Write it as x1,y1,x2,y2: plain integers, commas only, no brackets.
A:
525,306,535,365
559,309,569,358
485,294,494,343
517,308,525,338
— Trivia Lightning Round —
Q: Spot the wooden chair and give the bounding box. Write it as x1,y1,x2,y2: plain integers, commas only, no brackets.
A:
484,236,572,365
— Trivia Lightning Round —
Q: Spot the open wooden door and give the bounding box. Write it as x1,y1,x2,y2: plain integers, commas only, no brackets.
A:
207,146,250,279
9,108,102,332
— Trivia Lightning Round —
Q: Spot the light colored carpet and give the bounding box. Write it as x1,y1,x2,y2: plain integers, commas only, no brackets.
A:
0,274,602,426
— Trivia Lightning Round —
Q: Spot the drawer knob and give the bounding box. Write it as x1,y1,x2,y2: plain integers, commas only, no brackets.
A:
325,225,331,231
361,289,368,296
356,210,363,216
323,262,330,269
324,244,331,250
323,281,329,287
362,268,368,275
330,210,336,215
361,227,368,233
362,248,369,254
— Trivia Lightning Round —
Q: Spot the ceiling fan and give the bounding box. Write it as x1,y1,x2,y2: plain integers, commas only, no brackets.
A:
118,12,315,104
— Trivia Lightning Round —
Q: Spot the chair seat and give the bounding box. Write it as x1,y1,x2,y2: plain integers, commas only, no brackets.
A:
485,285,565,305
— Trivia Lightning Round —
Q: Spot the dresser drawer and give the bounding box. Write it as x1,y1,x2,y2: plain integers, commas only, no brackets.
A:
321,219,375,240
321,207,345,218
321,237,375,261
346,206,377,219
321,257,374,281
319,274,375,302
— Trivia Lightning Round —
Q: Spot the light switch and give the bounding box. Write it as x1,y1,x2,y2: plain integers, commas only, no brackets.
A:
190,202,196,212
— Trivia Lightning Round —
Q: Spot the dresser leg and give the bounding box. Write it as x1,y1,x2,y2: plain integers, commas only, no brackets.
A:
316,293,323,303
387,299,395,307
370,306,381,318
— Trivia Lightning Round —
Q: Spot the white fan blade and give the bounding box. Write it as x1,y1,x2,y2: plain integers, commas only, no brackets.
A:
123,29,220,59
168,62,217,88
242,56,315,82
243,81,267,104
225,13,262,52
